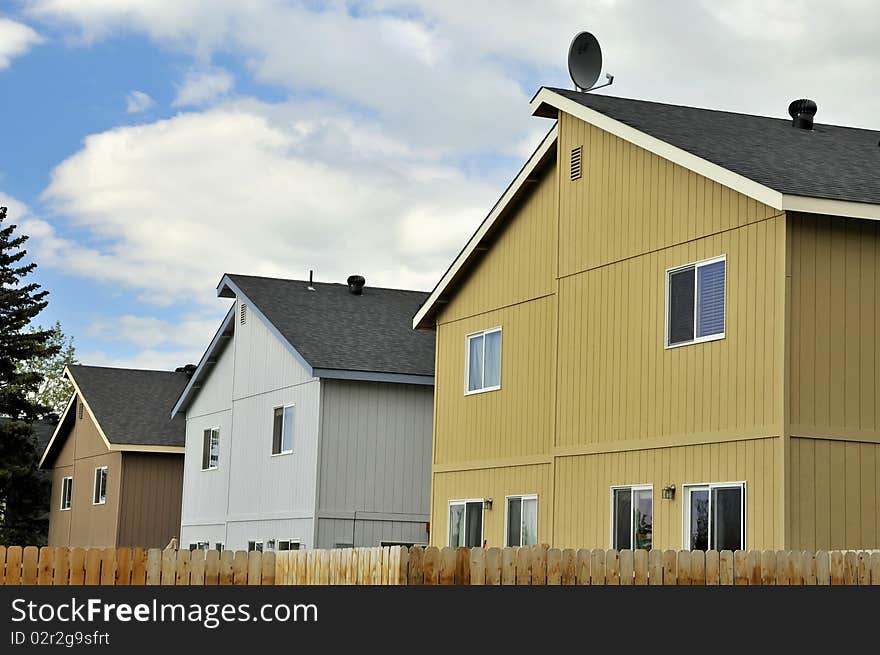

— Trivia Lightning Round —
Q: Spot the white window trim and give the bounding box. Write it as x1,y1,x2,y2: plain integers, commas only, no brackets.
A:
681,481,747,551
609,484,653,550
271,404,295,456
464,327,502,395
247,540,264,552
60,476,73,511
92,466,108,505
664,254,727,349
202,427,220,471
504,494,538,547
447,498,485,547
277,539,301,551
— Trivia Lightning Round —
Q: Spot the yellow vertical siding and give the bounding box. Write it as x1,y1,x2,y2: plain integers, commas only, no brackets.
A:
431,464,552,547
433,296,556,466
554,438,780,550
556,216,786,446
557,113,779,278
788,212,880,438
438,160,557,324
790,437,880,550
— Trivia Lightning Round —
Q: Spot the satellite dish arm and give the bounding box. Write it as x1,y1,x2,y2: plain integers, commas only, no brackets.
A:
580,73,614,93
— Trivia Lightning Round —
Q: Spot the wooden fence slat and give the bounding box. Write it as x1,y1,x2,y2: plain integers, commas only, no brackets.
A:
455,547,470,585
787,551,802,585
174,549,190,586
85,548,102,585
778,551,793,585
748,550,762,585
705,550,719,585
100,548,116,586
231,551,247,585
761,550,776,586
857,551,870,585
576,549,591,585
605,549,620,585
531,546,547,585
130,548,147,585
648,548,663,585
69,548,86,586
439,547,456,585
37,546,53,585
733,551,749,585
516,547,532,585
469,548,486,585
690,550,705,585
618,550,633,586
869,552,880,586
423,547,439,585
677,550,691,585
5,546,22,585
0,546,5,585
844,551,858,585
116,548,132,586
397,546,409,585
190,550,206,585
662,550,677,585
562,549,578,585
294,550,307,585
591,548,606,585
720,550,735,585
246,551,261,585
830,551,845,585
22,546,39,585
546,548,562,585
407,546,423,585
485,547,502,585
816,551,830,585
159,549,176,585
261,551,275,585
803,551,817,585
633,549,648,585
53,547,70,586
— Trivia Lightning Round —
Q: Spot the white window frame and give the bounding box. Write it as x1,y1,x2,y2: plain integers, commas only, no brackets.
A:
504,494,538,547
682,481,746,551
277,539,301,551
664,254,727,349
92,466,108,505
271,404,295,456
464,327,502,395
247,540,264,552
447,498,485,548
60,476,73,511
189,541,209,551
609,484,653,550
202,427,220,471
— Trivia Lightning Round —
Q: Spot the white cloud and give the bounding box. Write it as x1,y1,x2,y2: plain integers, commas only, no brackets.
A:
173,67,233,107
76,348,205,371
0,18,42,69
125,90,155,113
87,313,226,349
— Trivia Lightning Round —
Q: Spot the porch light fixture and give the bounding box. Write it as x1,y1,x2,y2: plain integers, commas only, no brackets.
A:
483,498,493,510
662,485,676,500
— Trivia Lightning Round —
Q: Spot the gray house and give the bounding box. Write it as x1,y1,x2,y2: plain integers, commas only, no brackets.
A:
173,274,434,551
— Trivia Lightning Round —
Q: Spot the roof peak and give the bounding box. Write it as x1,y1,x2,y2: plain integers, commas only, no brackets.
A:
69,363,186,375
223,272,429,295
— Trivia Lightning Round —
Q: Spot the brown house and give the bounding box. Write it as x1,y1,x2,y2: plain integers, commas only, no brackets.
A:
39,365,189,548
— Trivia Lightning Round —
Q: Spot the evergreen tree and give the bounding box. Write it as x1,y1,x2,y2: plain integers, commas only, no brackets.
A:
0,206,56,544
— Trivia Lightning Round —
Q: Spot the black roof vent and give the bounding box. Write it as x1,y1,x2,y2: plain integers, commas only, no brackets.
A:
788,99,817,130
176,364,197,377
347,275,365,295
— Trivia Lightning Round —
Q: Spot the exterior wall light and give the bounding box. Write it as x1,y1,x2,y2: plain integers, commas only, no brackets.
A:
483,498,493,510
662,485,676,500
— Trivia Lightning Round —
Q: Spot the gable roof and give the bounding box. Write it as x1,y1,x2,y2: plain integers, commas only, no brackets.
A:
174,274,435,417
40,365,188,468
415,87,880,329
539,88,880,206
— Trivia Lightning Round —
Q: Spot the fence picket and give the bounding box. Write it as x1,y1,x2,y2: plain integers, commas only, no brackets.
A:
516,547,531,585
871,552,880,586
662,550,677,586
190,550,206,585
69,548,86,585
803,551,817,585
605,549,620,585
53,547,70,586
761,550,776,585
531,546,548,585
858,551,870,586
22,547,39,584
830,551,845,585
562,549,578,585
547,548,562,585
245,551,260,585
131,548,147,585
469,547,486,585
85,548,102,585
0,546,5,585
816,551,830,585
485,548,502,585
733,551,748,585
844,551,858,585
439,547,456,585
116,548,132,586
175,549,190,586
690,550,705,585
455,547,470,585
37,547,53,585
423,547,440,585
705,550,719,585
676,551,691,585
648,549,662,585
590,549,606,585
408,546,424,585
576,549,591,585
100,548,117,586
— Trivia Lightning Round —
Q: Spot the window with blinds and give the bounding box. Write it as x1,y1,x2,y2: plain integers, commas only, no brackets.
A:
666,256,726,347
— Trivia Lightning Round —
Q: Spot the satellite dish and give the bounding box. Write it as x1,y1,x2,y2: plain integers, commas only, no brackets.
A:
568,32,603,91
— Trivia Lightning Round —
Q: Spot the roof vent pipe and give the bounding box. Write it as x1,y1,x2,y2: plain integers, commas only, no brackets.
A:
176,364,197,377
307,269,316,292
788,99,817,130
347,275,365,295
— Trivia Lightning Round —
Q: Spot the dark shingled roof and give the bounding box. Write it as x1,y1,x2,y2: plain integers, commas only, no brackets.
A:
69,365,189,447
546,88,880,205
226,275,435,376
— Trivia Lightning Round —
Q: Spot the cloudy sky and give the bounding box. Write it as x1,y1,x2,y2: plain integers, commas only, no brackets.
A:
1,1,879,370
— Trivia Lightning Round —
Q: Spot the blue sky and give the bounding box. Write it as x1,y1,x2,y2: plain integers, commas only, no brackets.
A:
1,1,878,370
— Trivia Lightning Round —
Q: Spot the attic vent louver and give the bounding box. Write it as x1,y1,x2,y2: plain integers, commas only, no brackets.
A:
240,303,247,325
788,99,817,130
570,146,583,180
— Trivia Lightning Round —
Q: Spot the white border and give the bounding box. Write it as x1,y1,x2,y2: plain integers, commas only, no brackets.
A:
447,498,485,547
503,494,538,547
609,484,653,550
92,466,108,505
681,481,747,551
464,327,502,396
664,254,727,349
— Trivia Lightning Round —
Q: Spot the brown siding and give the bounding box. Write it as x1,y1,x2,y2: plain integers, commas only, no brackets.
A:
117,453,184,548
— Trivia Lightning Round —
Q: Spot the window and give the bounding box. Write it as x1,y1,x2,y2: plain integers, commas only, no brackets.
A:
278,540,301,551
684,482,745,551
611,486,653,550
214,543,224,552
506,495,538,547
247,540,264,552
201,428,220,470
266,539,276,551
666,255,726,347
189,542,209,551
93,467,107,505
271,405,295,455
465,328,502,394
60,476,73,511
448,500,483,548
334,543,354,549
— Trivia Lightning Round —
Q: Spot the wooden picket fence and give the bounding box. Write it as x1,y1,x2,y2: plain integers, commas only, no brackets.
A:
2,544,880,585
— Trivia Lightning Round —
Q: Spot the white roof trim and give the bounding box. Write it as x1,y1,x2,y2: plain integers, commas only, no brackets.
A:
313,368,434,386
530,87,785,211
413,124,558,329
781,194,880,220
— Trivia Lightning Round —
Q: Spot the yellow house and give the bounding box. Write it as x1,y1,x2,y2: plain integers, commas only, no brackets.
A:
414,89,880,553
